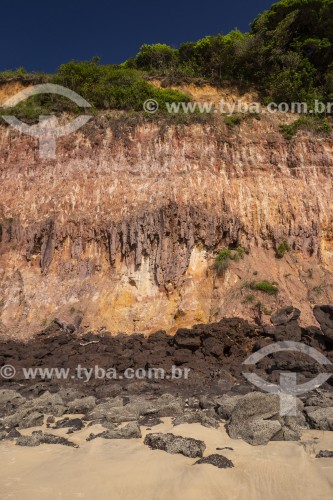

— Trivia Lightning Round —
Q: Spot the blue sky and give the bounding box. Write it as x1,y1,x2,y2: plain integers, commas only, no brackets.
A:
1,0,274,72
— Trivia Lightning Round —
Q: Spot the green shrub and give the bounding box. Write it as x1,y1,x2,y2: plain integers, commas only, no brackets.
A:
250,280,279,295
213,249,232,275
213,246,246,275
0,61,191,121
276,240,290,259
235,246,246,258
4,0,333,115
224,115,242,128
53,61,190,113
135,44,178,72
0,68,49,83
279,116,332,140
313,285,324,295
244,294,255,302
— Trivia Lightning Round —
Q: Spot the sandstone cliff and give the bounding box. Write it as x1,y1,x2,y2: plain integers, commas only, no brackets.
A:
1,83,333,338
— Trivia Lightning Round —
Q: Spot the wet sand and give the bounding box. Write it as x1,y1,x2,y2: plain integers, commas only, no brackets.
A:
0,418,332,500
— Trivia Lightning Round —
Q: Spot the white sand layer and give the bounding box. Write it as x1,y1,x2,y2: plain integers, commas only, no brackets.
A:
0,419,332,500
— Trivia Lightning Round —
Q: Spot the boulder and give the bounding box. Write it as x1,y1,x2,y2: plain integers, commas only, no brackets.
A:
0,428,21,441
173,349,192,365
153,394,184,417
84,397,131,422
1,391,66,429
271,307,301,326
53,418,84,431
195,454,234,468
227,392,304,445
215,394,244,420
67,396,96,414
138,416,162,427
94,384,122,399
305,407,333,430
28,391,66,417
313,305,333,343
305,392,333,409
0,390,26,417
316,450,333,458
2,409,44,430
144,433,205,458
173,329,202,350
16,430,78,448
173,410,219,429
57,388,88,403
87,422,141,441
201,337,225,358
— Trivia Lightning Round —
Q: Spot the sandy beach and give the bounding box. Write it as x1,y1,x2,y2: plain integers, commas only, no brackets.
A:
1,418,332,500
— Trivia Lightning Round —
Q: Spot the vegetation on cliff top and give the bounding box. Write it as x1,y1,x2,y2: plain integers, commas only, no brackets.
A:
1,0,333,117
128,0,333,108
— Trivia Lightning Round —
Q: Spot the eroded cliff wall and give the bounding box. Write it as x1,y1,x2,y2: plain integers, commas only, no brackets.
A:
1,92,333,337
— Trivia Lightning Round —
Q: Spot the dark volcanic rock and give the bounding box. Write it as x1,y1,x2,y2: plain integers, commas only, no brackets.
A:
305,407,333,430
94,384,122,399
2,409,44,430
227,392,305,445
271,306,301,326
305,392,333,409
173,349,192,365
313,305,333,343
16,430,78,448
0,304,332,411
66,396,96,414
2,391,66,429
27,391,65,417
195,454,234,468
144,433,205,458
53,418,84,432
138,416,162,427
173,410,220,428
0,428,21,441
269,306,302,341
174,329,202,350
87,421,141,441
316,450,333,458
0,390,26,417
215,394,244,420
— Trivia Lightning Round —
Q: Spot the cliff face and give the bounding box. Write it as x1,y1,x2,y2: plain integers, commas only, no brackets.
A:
1,86,333,338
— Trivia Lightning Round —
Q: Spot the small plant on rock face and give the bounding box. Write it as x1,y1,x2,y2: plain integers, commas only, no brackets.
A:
279,116,332,140
313,285,324,295
214,246,247,275
244,294,255,303
224,115,242,128
276,240,290,259
233,246,246,260
214,249,232,275
250,280,279,295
